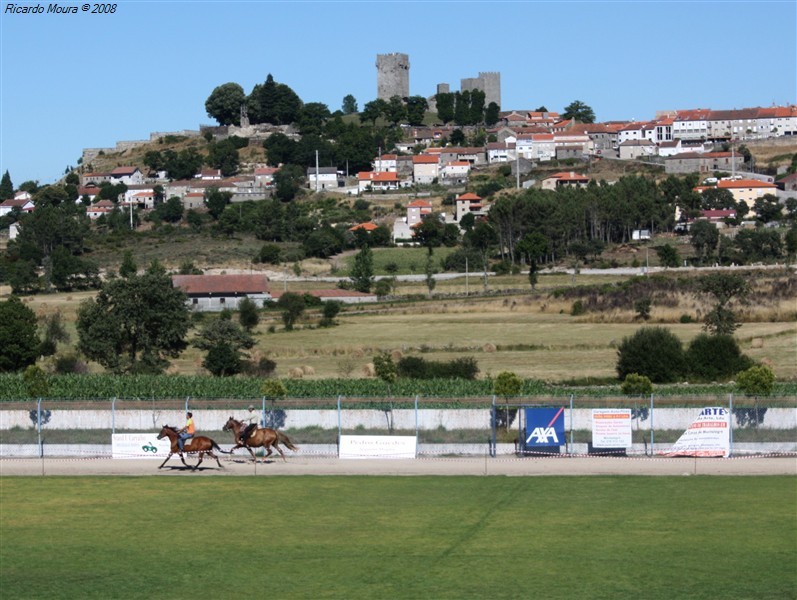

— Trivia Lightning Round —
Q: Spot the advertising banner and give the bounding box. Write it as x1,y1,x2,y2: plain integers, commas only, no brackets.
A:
591,409,633,448
339,435,417,459
523,407,565,448
112,433,171,459
666,407,730,458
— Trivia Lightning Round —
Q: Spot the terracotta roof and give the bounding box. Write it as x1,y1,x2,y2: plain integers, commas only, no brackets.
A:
457,193,482,201
445,161,470,167
172,274,270,295
255,167,278,175
412,155,439,164
701,209,736,218
110,167,139,176
0,198,33,208
407,199,433,208
349,222,380,232
717,179,776,189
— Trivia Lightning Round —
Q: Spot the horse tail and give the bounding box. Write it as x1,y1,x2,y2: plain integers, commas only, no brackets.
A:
276,431,299,452
212,440,232,454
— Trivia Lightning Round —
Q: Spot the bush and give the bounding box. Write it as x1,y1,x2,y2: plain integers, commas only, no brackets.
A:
679,314,694,323
243,357,277,378
53,353,88,375
736,365,775,396
616,327,685,383
571,300,586,316
685,334,754,382
396,356,479,380
621,373,653,396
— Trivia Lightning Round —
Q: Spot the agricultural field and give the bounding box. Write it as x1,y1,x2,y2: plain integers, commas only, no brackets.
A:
8,266,797,384
1,476,795,599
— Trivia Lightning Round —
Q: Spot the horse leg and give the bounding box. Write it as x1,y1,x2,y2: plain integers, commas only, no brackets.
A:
275,444,287,462
158,453,172,469
210,451,224,468
246,446,257,463
193,452,204,470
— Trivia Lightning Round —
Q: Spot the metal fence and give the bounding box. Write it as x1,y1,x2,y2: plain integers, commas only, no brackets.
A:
1,395,794,458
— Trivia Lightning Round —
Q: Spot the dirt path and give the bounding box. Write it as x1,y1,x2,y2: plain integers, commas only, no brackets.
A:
2,455,794,477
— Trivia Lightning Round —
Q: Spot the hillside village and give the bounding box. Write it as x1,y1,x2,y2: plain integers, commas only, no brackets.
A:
1,60,796,302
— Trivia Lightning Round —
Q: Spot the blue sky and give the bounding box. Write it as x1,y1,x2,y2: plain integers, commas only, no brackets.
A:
1,0,795,186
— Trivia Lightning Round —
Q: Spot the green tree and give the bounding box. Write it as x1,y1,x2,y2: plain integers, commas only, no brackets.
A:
274,164,305,202
238,297,260,332
205,187,232,220
385,95,406,126
76,262,190,374
296,102,331,135
655,243,680,268
616,327,685,383
350,245,375,293
342,94,358,115
685,333,753,381
38,310,69,357
493,371,523,397
360,99,387,125
785,225,797,262
689,220,719,264
276,292,305,331
405,96,428,126
207,139,240,177
320,300,342,327
435,92,455,124
119,250,137,278
516,232,548,291
698,272,748,335
247,74,303,125
484,102,501,126
0,170,13,200
192,318,255,376
263,132,297,166
0,296,40,372
562,100,596,123
465,221,498,291
23,364,50,397
205,82,246,126
373,352,397,386
736,365,775,396
621,373,653,396
449,129,466,146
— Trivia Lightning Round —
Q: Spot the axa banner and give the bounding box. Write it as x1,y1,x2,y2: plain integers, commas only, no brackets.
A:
112,433,171,459
524,407,565,447
666,407,730,458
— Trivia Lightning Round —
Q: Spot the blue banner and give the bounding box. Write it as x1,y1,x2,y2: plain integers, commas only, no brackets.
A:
524,407,565,447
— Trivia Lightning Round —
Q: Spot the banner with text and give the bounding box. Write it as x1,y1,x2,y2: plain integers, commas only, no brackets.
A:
591,408,633,448
339,435,417,459
112,433,171,459
666,407,730,458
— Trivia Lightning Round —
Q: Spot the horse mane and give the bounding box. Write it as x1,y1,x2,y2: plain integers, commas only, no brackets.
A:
163,425,178,432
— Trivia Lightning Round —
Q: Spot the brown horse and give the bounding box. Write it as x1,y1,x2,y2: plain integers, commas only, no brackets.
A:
222,416,299,463
157,425,228,470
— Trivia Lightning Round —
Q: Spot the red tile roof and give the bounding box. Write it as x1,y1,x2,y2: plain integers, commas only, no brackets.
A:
717,179,776,189
349,222,380,232
172,274,270,295
413,155,439,164
457,193,482,201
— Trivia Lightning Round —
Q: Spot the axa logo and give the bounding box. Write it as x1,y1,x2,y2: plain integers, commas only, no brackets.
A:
526,427,559,444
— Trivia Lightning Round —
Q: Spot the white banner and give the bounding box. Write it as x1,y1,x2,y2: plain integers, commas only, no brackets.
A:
112,433,171,459
339,435,417,459
666,407,730,458
591,409,633,448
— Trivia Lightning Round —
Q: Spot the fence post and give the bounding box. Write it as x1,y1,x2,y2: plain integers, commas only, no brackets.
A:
568,394,574,455
111,397,116,434
37,397,43,458
649,393,655,457
728,393,734,457
262,396,267,428
490,394,498,458
185,396,190,412
414,395,419,458
337,395,342,447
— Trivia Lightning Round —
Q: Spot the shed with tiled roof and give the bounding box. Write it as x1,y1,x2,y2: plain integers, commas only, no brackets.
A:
172,274,272,312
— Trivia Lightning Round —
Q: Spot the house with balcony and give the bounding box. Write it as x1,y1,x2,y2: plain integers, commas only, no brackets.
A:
541,172,590,191
358,171,402,192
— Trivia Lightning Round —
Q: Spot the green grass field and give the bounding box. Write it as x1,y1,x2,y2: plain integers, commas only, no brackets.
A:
1,477,795,599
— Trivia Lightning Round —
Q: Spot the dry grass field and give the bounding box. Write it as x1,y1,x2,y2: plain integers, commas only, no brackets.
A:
11,267,795,383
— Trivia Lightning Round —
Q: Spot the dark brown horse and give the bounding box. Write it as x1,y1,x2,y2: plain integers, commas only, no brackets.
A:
157,425,228,470
222,416,299,463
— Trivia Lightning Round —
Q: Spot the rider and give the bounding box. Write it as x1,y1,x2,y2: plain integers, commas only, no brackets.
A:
177,412,195,454
240,405,260,445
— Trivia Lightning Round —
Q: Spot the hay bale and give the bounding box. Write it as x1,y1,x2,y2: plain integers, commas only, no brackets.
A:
288,367,304,379
751,337,764,349
362,363,375,377
301,365,315,376
482,343,496,353
760,358,774,368
390,349,403,362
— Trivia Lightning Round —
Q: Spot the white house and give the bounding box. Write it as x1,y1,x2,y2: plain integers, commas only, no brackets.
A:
441,161,470,184
358,171,401,192
307,167,340,191
516,134,555,162
486,141,516,164
372,154,398,172
0,197,34,216
412,155,439,184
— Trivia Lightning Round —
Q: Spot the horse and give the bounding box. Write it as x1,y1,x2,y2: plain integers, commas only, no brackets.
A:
156,425,228,470
222,416,299,463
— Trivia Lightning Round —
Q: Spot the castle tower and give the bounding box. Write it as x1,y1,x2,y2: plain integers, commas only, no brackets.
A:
460,72,501,109
376,53,410,100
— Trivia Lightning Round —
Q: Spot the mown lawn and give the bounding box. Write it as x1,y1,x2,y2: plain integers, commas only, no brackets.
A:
1,476,795,599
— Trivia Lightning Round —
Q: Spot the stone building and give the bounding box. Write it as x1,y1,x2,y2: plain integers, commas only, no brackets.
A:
460,72,501,108
376,53,410,100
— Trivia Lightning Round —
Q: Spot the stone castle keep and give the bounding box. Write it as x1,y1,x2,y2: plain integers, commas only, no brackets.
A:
376,53,501,108
376,53,410,101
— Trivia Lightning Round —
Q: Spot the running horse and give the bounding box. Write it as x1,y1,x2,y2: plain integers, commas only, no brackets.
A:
156,425,228,470
223,417,299,463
